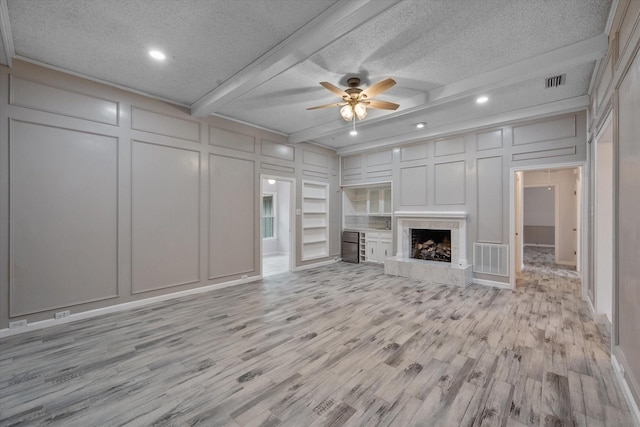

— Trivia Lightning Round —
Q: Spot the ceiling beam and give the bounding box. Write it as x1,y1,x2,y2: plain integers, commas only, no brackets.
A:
289,33,608,143
0,0,15,67
190,0,401,118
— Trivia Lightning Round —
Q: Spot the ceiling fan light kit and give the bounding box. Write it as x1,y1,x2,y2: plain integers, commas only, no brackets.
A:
307,77,399,129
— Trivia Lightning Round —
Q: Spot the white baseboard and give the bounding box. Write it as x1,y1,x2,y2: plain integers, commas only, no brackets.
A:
556,260,577,266
473,278,512,289
0,275,262,338
611,354,640,427
523,243,555,248
293,257,340,272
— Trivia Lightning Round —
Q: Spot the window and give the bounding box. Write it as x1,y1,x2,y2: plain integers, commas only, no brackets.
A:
262,195,275,239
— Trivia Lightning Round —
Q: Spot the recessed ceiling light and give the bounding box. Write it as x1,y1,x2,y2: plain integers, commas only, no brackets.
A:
416,122,426,129
476,96,489,104
149,50,166,61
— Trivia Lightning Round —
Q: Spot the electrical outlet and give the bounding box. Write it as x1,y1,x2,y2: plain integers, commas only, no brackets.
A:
54,310,70,319
9,319,27,329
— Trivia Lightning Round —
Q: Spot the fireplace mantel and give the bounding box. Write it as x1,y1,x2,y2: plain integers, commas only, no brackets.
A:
394,211,468,220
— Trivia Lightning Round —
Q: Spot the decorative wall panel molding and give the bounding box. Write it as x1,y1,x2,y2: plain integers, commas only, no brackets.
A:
9,120,118,316
434,161,466,205
260,162,295,174
400,166,428,206
513,115,576,146
342,154,362,170
435,136,465,157
476,156,503,243
476,129,503,151
10,76,119,125
400,143,428,162
132,107,200,142
208,154,255,279
131,140,200,294
261,140,294,161
209,126,255,153
512,146,577,161
366,150,392,167
303,149,328,168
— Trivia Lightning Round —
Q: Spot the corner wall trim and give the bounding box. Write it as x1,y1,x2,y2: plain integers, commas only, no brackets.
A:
0,275,261,338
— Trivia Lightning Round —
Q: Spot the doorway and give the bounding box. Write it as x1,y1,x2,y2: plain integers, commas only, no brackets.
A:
261,175,294,277
593,114,614,322
511,164,583,288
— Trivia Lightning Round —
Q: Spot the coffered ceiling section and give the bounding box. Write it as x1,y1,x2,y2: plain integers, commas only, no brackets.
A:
2,0,612,150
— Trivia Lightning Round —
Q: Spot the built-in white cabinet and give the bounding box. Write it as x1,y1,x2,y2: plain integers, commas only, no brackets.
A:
344,185,392,216
301,181,329,261
343,187,368,215
368,187,392,216
362,231,392,263
368,189,381,215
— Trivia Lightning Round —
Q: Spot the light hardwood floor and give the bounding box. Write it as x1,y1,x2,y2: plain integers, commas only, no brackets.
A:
0,261,633,426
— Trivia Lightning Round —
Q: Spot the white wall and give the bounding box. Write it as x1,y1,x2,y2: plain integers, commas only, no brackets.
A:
341,111,588,281
523,187,554,226
523,169,578,265
588,1,640,418
0,60,340,329
523,186,555,246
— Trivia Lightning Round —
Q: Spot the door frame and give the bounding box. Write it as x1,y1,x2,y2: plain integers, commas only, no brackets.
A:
260,174,296,276
509,161,587,293
592,111,614,319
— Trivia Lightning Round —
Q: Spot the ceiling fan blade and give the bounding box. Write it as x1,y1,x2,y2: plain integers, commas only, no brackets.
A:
366,99,400,110
320,82,348,98
306,102,346,110
361,78,396,99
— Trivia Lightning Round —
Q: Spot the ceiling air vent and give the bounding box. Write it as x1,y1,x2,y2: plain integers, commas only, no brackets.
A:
545,74,565,88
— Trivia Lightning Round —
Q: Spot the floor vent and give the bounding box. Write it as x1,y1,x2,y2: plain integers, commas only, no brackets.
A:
545,74,565,88
473,243,509,276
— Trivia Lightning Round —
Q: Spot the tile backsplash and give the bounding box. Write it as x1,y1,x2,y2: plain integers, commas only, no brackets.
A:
345,215,391,230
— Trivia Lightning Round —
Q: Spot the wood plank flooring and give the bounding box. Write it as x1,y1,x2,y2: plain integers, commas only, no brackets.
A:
0,260,633,426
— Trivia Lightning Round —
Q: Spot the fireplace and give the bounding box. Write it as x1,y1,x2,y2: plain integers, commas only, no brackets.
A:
411,229,451,262
384,211,472,287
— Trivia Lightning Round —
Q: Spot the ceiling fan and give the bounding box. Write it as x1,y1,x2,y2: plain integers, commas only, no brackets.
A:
307,77,400,121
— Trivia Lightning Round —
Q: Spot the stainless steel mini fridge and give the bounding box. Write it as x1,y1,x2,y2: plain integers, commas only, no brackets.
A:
342,231,360,263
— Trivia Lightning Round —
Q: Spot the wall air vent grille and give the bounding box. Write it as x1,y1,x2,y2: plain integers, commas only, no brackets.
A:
545,74,565,88
473,243,509,276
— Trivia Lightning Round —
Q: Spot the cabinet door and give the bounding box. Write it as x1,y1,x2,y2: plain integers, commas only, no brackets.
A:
379,240,392,260
366,233,379,262
382,188,392,215
368,189,381,215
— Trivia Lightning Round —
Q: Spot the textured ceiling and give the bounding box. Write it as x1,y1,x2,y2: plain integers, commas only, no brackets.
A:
1,0,612,152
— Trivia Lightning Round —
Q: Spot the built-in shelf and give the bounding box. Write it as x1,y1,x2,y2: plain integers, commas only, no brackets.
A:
301,181,329,261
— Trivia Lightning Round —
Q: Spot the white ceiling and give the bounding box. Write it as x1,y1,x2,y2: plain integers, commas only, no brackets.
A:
0,0,612,153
